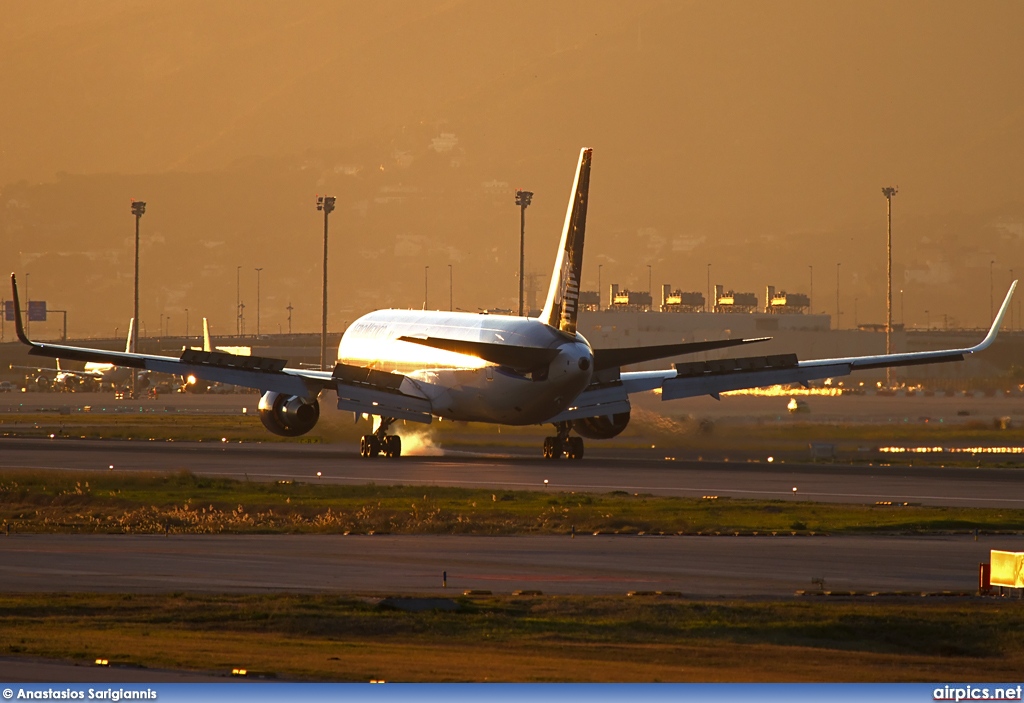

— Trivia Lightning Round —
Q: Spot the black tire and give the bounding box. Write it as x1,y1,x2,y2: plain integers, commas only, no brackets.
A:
389,435,402,458
570,437,584,460
550,438,563,459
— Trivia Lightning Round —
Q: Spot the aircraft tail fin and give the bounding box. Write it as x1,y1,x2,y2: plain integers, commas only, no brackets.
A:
203,318,211,353
124,319,135,353
540,147,592,336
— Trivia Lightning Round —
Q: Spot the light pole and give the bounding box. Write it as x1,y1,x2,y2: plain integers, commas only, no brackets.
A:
647,264,652,308
598,264,603,311
882,186,898,387
925,309,930,330
808,264,813,313
515,189,533,316
286,302,293,335
185,308,189,340
900,288,905,327
255,267,263,337
448,264,453,312
706,263,711,312
236,266,241,336
424,266,429,309
130,199,146,398
316,195,336,372
835,262,841,330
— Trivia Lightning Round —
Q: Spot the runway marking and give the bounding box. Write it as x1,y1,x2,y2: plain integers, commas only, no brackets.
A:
458,573,659,583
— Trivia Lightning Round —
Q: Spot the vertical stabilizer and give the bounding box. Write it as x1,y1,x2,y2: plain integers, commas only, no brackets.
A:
124,319,135,353
540,148,592,335
202,318,211,353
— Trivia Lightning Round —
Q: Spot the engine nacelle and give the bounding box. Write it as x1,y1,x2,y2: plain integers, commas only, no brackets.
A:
571,411,630,439
258,391,320,437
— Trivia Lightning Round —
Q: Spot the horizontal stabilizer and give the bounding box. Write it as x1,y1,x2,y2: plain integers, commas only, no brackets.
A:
592,337,770,372
398,336,560,369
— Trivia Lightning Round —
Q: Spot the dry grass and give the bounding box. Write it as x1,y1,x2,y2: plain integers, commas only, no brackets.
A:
3,469,1024,536
2,593,1023,682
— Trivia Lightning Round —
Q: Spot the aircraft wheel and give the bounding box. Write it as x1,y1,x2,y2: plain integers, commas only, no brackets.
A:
568,437,584,460
384,435,402,458
360,435,381,458
542,437,554,460
546,437,564,460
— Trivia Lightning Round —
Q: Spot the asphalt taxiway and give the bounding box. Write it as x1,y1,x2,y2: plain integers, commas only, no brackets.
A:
2,437,1024,508
0,533,1011,597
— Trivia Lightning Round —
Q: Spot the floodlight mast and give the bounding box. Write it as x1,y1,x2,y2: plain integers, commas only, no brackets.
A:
882,186,898,388
317,195,336,372
255,268,263,337
515,189,533,316
130,199,146,398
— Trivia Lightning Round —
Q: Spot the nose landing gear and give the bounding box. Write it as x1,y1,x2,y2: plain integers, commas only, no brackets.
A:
359,416,402,458
542,422,584,460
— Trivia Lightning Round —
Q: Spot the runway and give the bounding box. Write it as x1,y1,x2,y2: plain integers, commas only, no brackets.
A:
1,438,1022,598
2,437,1024,508
0,533,1010,597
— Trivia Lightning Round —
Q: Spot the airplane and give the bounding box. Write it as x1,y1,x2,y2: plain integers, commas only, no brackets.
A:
8,148,1017,458
180,317,249,393
11,320,139,391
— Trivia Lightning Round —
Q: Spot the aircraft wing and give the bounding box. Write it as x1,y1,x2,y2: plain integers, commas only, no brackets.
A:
8,274,430,419
615,281,1016,401
9,364,61,378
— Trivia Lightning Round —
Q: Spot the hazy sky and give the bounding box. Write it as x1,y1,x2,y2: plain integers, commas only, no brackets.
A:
2,1,1022,338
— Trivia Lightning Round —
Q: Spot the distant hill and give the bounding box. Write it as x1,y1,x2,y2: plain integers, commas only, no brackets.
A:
2,1,1022,337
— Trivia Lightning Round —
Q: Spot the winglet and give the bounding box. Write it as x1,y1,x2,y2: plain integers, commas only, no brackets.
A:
540,148,592,335
969,280,1017,354
10,273,34,347
124,318,135,353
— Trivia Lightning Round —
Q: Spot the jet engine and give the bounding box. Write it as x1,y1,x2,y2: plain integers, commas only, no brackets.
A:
258,391,320,437
571,411,630,439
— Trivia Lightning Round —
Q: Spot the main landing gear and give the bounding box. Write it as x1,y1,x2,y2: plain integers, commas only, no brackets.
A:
359,416,402,458
542,422,584,460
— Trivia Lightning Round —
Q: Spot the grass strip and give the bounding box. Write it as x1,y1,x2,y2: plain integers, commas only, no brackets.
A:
1,592,1023,681
2,470,1023,535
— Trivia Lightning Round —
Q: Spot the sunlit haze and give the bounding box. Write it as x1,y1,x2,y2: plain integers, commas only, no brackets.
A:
2,0,1022,339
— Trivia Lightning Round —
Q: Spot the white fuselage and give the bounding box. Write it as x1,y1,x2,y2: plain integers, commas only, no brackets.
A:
337,310,593,425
